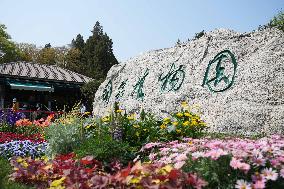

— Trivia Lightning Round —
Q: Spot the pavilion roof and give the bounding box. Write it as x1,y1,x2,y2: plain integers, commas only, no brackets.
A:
0,62,92,83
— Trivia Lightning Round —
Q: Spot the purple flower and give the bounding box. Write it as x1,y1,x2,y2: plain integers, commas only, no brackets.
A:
0,140,47,158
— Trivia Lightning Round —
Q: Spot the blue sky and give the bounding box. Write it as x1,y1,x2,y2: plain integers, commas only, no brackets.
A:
0,0,283,62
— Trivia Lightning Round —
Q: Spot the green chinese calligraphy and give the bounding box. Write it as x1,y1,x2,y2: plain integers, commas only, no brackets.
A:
131,69,149,100
202,50,237,92
102,80,112,102
115,79,128,100
158,63,185,92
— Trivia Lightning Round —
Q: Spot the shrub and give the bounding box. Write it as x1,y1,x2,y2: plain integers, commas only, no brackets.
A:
44,113,84,157
74,134,135,165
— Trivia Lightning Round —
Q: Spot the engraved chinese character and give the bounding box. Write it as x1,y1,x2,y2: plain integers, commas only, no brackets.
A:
102,80,112,102
202,50,237,92
131,69,149,100
115,79,128,100
159,63,185,92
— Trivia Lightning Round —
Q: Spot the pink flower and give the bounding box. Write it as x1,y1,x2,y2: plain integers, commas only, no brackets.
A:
187,173,208,189
252,180,266,189
261,168,278,181
174,161,186,169
142,142,160,150
280,168,284,178
204,149,228,160
230,157,240,169
148,153,157,161
235,179,252,189
230,158,250,173
252,156,266,167
175,153,188,162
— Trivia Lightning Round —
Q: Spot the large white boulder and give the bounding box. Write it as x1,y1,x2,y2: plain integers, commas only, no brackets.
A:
93,28,284,135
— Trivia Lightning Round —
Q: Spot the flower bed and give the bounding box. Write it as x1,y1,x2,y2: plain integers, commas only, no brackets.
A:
140,135,284,188
0,132,45,143
10,154,207,189
0,140,47,158
1,104,284,188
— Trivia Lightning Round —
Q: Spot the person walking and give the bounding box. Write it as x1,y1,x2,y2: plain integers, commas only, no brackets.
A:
12,98,19,112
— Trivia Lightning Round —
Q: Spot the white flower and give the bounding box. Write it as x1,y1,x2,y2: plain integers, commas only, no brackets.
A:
235,179,252,189
191,151,204,160
261,168,278,181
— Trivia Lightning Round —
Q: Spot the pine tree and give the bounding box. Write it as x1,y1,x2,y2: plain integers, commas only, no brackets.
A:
71,34,85,51
83,21,118,79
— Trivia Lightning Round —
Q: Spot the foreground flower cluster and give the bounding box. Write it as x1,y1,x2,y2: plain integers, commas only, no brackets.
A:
10,153,207,189
141,135,284,188
0,132,45,143
0,140,47,158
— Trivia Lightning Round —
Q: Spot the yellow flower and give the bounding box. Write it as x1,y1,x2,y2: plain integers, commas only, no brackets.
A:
163,165,173,172
160,124,167,129
21,161,29,168
135,132,140,137
127,114,135,120
200,122,206,127
143,129,148,132
41,156,49,163
133,124,140,128
157,164,173,175
85,124,92,129
181,101,188,108
116,109,123,113
50,177,66,188
152,179,161,184
172,121,178,126
188,141,193,145
16,157,24,163
184,112,191,117
129,176,142,184
176,112,183,118
182,121,190,127
163,117,171,124
176,129,182,133
102,116,110,122
84,112,91,115
191,119,198,126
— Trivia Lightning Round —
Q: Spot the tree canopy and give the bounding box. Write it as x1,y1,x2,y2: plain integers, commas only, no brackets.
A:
0,24,23,63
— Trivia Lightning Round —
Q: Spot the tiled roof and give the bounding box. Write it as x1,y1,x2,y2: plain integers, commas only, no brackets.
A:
0,62,92,83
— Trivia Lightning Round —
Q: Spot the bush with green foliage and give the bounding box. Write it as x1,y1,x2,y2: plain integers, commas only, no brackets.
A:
74,134,135,166
269,11,284,32
44,112,84,157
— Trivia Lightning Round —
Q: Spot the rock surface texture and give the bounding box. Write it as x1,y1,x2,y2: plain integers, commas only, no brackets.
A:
93,28,284,135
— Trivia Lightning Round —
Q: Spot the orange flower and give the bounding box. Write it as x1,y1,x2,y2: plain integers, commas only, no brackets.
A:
16,119,32,127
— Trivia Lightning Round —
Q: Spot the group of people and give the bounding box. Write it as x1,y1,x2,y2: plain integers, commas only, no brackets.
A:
11,98,41,112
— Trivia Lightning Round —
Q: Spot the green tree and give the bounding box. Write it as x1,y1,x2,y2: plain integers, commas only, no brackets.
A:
0,24,23,63
71,34,84,51
84,21,118,79
65,47,82,73
269,10,284,32
16,43,39,62
80,79,104,110
66,34,85,73
36,44,57,65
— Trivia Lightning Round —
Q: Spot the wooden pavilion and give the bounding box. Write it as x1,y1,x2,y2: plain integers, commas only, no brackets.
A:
0,62,92,114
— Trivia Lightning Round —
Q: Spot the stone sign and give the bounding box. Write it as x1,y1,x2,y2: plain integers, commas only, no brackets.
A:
93,28,284,135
